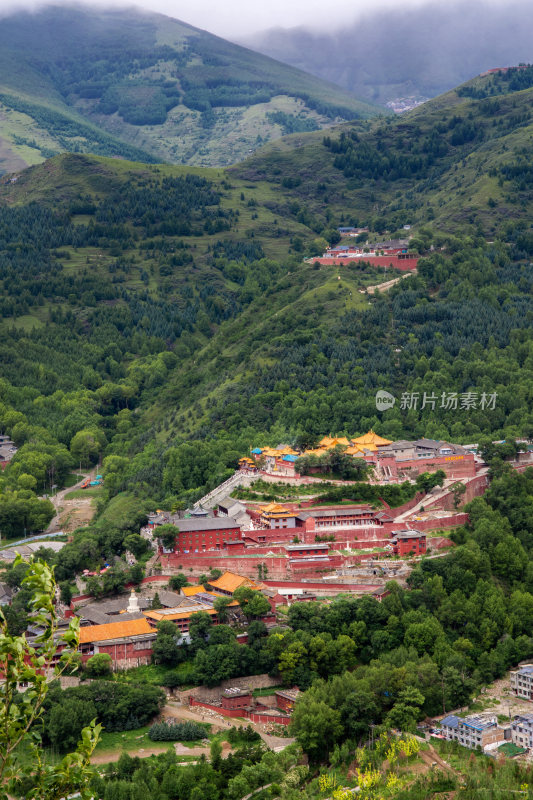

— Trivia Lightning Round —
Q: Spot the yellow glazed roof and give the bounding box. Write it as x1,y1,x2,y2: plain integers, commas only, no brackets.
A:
352,430,392,447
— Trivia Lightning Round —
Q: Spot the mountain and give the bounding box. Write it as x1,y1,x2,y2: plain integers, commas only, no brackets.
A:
242,0,533,108
0,4,381,175
231,68,533,236
1,72,533,510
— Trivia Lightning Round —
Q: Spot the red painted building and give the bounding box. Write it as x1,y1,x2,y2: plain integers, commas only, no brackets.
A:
275,689,300,712
157,517,242,554
77,618,156,669
373,439,476,480
392,530,427,557
221,689,252,710
285,542,330,558
310,255,419,271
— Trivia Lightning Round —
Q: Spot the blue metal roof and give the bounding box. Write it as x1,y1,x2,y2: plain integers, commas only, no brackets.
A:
441,715,459,728
282,454,298,463
462,715,496,731
251,448,262,454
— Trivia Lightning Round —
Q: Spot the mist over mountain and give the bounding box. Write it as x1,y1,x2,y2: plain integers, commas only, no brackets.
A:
242,0,533,106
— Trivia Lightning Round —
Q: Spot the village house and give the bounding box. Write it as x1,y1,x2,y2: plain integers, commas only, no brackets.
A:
221,688,252,710
307,505,394,531
275,688,301,712
206,570,261,596
144,603,220,634
259,503,305,529
188,684,296,726
511,714,533,749
510,664,533,700
440,714,506,750
337,226,368,237
371,586,392,602
0,434,17,468
265,587,317,607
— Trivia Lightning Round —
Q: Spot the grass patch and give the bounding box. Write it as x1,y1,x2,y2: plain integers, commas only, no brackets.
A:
252,685,284,697
116,660,196,687
10,314,45,331
498,742,527,757
63,472,82,488
64,487,103,499
94,725,165,756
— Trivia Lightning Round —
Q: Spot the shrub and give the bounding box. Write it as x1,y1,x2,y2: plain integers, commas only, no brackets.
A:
148,720,206,741
85,653,112,678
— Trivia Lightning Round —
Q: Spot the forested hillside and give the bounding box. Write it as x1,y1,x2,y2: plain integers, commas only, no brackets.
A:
0,5,380,173
1,72,533,520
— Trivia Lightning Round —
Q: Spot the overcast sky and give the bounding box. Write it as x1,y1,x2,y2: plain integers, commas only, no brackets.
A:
0,0,502,37
158,0,429,36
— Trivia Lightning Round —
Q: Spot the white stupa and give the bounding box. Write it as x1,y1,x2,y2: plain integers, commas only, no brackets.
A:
126,589,139,614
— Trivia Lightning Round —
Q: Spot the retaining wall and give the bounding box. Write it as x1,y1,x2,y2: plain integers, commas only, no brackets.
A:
188,697,291,726
182,673,280,704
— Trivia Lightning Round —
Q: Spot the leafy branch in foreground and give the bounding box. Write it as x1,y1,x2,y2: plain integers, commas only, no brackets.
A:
0,556,101,800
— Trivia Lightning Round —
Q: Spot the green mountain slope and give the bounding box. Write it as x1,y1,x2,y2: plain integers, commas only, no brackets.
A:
1,75,533,511
232,70,533,236
0,4,381,174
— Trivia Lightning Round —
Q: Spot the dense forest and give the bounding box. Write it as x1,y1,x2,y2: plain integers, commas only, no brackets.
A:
0,75,531,528
1,101,533,527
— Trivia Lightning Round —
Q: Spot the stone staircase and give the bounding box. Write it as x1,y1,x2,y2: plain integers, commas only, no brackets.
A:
144,550,161,576
194,471,255,510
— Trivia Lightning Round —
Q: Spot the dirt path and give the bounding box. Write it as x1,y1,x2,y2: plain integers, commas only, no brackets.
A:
174,742,210,756
364,272,415,295
46,471,95,533
164,702,237,732
420,743,458,776
91,745,170,764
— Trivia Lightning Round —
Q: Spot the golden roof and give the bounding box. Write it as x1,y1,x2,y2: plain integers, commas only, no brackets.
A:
182,585,205,596
345,444,367,455
318,436,350,448
208,571,258,594
78,618,153,644
352,430,392,447
261,502,291,514
277,447,298,456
